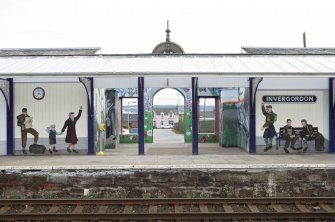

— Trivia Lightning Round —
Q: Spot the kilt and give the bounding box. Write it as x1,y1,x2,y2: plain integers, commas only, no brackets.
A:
263,125,276,138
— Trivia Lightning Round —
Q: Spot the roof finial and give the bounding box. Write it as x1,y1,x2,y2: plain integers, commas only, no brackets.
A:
303,32,307,48
165,20,171,42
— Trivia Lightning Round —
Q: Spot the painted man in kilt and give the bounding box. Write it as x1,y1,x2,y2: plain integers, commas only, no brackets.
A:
261,103,277,152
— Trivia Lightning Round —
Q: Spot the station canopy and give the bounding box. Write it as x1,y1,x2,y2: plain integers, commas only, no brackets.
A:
0,54,334,77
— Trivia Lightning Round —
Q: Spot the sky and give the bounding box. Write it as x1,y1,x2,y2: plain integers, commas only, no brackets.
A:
1,0,334,105
1,0,335,54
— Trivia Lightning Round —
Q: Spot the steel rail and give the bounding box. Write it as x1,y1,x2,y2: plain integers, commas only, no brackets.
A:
0,212,334,220
0,197,334,205
0,197,334,220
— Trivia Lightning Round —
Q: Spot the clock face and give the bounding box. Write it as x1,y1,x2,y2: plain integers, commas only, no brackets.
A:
33,87,45,100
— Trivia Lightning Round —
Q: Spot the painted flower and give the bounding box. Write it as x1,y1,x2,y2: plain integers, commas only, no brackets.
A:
201,136,207,142
212,134,217,141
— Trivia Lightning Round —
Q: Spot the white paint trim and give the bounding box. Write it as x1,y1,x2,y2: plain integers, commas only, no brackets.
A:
258,77,329,90
94,77,138,88
14,77,79,83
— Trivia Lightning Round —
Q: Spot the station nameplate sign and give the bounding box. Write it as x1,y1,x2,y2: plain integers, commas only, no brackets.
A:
262,95,317,103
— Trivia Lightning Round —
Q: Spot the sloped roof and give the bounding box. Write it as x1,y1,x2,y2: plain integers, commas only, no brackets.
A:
242,47,335,55
0,54,334,77
0,47,100,56
154,107,177,116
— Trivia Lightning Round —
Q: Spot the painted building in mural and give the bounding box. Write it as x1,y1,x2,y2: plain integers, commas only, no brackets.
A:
153,108,179,129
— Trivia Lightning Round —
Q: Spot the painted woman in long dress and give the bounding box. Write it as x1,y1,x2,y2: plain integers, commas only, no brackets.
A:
61,106,82,153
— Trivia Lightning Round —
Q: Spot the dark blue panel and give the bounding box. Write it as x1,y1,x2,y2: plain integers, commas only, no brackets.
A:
249,78,256,154
329,78,335,153
192,77,199,155
7,79,14,155
87,78,95,155
138,77,145,155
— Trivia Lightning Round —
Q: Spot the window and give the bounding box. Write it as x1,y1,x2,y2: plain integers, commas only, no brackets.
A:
121,98,138,134
169,112,173,118
161,113,164,118
169,120,174,126
199,98,216,133
161,121,164,126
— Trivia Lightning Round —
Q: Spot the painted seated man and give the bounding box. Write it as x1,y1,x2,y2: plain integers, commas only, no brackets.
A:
16,108,39,154
299,119,314,152
261,103,277,152
282,119,298,153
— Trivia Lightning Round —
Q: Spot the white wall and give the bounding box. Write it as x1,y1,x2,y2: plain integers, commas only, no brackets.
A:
0,92,6,155
258,77,329,90
256,90,329,145
14,83,88,150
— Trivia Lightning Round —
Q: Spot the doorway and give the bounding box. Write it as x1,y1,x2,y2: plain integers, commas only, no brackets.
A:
152,88,185,144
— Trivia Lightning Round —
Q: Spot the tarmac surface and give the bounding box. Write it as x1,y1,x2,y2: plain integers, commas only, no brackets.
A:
1,142,335,170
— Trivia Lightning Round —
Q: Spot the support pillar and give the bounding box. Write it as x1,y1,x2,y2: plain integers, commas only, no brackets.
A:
138,77,145,155
79,77,95,155
192,77,199,155
0,78,14,155
329,78,335,153
249,77,263,154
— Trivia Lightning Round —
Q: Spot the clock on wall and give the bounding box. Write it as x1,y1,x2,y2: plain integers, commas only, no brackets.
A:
33,87,45,100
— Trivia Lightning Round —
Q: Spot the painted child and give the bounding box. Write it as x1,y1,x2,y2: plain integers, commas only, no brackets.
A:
46,124,62,154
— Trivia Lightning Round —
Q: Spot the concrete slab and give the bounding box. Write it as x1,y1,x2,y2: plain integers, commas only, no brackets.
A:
0,142,334,170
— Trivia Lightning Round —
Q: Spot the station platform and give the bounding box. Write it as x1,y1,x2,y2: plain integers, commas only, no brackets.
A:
1,143,335,170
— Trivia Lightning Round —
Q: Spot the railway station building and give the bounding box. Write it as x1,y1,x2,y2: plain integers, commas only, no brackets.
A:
0,33,334,156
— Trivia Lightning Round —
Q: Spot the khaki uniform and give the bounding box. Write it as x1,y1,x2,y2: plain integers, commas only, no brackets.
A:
282,125,296,148
17,114,39,148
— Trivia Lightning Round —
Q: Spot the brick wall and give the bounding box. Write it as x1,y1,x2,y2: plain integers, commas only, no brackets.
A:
0,169,334,199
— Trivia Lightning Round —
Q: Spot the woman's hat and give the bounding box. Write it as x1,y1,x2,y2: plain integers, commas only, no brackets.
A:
50,124,56,128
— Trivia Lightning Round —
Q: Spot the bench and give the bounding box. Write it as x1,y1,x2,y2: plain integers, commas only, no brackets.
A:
276,127,318,149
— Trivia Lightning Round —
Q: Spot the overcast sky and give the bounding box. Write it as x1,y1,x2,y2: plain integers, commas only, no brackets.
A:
1,0,334,105
1,0,335,54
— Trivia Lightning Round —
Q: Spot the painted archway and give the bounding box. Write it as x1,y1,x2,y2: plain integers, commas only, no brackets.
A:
151,88,186,142
144,87,193,143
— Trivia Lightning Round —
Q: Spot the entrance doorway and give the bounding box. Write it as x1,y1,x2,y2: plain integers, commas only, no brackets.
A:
152,88,185,144
198,97,220,143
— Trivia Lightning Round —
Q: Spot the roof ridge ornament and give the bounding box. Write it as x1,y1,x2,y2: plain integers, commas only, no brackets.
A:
166,20,171,42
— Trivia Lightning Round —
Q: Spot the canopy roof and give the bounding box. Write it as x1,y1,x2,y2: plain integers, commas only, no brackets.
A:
0,54,335,77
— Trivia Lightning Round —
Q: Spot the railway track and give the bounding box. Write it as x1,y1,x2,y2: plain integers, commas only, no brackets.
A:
0,197,334,221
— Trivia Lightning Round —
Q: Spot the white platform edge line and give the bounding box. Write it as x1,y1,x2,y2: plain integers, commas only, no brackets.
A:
1,164,335,170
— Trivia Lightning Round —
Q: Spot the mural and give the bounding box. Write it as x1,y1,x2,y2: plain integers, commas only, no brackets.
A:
198,88,220,97
105,90,118,148
145,88,193,143
256,90,328,154
104,87,223,144
14,83,88,154
237,88,249,151
94,88,106,152
220,88,249,150
114,88,138,144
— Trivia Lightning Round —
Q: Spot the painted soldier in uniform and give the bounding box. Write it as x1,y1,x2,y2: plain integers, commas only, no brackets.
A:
299,119,314,152
282,119,298,153
16,108,39,154
261,103,277,152
61,106,82,153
